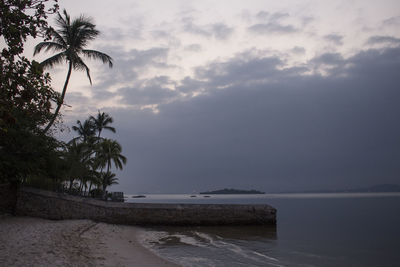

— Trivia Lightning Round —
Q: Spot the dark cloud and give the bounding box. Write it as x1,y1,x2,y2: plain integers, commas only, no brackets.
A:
117,76,179,106
182,17,234,40
324,34,344,46
194,51,284,87
211,23,234,40
101,26,143,42
255,11,270,20
184,44,202,52
128,47,170,68
367,35,400,45
249,11,298,34
248,22,298,34
383,16,400,26
89,46,172,101
311,52,344,66
176,76,206,94
151,30,171,39
109,46,400,193
256,11,290,22
65,92,91,106
291,46,306,54
301,16,314,26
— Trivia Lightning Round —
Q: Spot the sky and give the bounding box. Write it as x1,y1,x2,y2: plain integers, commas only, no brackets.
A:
27,0,400,193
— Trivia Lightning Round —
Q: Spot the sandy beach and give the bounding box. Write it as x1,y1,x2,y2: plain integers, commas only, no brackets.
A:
0,214,179,267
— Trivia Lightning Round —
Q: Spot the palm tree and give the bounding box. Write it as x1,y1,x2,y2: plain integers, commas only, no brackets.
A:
100,171,119,196
95,139,125,199
64,139,91,191
34,9,113,133
90,111,116,139
72,119,96,143
96,139,127,174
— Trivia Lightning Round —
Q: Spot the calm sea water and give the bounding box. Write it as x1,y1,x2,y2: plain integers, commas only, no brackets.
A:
127,193,400,267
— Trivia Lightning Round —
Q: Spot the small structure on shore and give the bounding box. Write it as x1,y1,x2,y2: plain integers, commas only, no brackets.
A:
110,192,124,202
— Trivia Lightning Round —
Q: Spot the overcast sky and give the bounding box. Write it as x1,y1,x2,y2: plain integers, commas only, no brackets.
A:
29,0,400,193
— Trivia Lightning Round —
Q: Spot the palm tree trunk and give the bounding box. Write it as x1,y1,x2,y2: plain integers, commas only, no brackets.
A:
43,61,73,134
102,162,111,200
88,181,93,193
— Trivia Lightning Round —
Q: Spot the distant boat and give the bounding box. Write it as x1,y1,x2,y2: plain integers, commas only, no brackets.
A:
203,195,211,198
190,195,197,198
132,195,146,198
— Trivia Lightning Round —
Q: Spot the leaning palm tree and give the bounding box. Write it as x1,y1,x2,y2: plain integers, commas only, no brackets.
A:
90,111,116,139
34,9,113,133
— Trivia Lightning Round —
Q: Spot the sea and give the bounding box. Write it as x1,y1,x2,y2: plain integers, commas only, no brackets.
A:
126,193,400,267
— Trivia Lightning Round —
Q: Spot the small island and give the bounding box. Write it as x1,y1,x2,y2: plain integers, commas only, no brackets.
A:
199,188,265,194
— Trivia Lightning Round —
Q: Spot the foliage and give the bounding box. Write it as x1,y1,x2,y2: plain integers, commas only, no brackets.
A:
95,139,127,172
0,0,60,183
0,3,127,199
0,0,60,133
90,111,115,138
64,111,126,198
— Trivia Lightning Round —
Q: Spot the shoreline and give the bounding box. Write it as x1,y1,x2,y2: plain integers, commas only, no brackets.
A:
0,214,179,266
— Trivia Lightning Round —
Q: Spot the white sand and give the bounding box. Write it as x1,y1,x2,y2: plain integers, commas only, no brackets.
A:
0,214,179,267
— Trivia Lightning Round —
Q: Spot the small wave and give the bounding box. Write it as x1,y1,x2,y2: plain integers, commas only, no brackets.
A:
252,251,285,266
172,234,208,247
252,251,279,262
194,231,217,244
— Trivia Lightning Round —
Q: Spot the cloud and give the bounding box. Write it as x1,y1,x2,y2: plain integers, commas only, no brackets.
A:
110,46,400,193
151,30,171,39
182,17,234,40
91,46,171,89
211,23,234,40
248,22,298,34
127,47,170,68
291,46,306,54
176,76,206,94
324,34,344,46
101,24,143,42
117,76,179,106
255,11,290,22
311,52,345,66
383,16,400,26
184,44,202,52
249,11,298,34
194,50,285,88
367,35,400,45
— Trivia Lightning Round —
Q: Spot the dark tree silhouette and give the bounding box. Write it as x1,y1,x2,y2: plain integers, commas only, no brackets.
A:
90,111,116,139
72,119,96,143
34,9,113,133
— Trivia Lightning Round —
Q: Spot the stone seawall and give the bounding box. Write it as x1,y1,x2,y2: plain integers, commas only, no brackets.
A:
15,187,276,226
0,183,18,214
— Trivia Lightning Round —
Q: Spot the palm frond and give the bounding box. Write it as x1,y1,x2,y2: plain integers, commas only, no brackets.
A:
74,57,92,84
104,126,116,133
40,52,67,69
70,16,98,49
82,50,113,68
55,10,69,32
34,42,64,55
56,10,73,45
48,27,68,48
119,154,127,165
